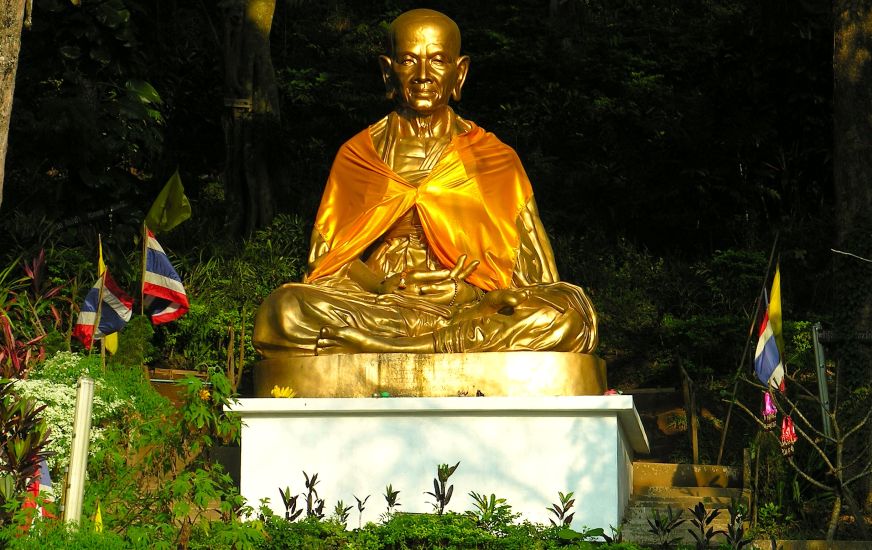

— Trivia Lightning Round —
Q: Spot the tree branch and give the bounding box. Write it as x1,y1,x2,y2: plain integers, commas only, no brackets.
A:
727,396,836,475
842,407,872,441
843,456,872,487
790,421,837,473
787,456,835,492
771,384,834,443
742,374,834,443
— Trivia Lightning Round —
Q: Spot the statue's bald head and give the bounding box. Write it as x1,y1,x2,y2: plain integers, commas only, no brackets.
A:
380,9,469,112
387,9,462,58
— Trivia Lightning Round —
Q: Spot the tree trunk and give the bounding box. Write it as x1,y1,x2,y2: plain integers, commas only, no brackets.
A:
826,493,841,541
222,0,280,235
0,0,26,211
833,0,872,516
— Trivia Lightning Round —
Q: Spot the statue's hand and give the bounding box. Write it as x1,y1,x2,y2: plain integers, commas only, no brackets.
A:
479,288,531,315
378,255,481,306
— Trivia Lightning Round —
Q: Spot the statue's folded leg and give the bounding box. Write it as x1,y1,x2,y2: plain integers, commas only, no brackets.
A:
253,283,418,357
434,282,598,354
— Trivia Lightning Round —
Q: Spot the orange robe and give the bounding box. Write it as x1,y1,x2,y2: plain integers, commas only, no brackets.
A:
307,123,532,292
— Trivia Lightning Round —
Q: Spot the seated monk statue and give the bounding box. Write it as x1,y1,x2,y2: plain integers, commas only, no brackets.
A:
254,8,598,358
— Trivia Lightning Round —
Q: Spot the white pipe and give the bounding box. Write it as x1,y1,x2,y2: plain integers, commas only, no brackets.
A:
63,376,95,524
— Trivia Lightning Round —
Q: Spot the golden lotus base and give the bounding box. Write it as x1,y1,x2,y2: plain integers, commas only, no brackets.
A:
254,352,607,398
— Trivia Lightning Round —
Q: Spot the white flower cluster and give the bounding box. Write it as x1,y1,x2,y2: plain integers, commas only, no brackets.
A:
16,352,126,473
31,350,92,384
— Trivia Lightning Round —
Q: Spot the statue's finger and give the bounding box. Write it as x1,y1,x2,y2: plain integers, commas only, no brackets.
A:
410,269,451,282
449,255,469,278
456,260,480,280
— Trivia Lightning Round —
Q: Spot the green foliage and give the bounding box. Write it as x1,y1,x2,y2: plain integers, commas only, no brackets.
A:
754,501,797,541
111,314,155,368
547,491,576,527
279,486,303,522
73,369,251,547
686,501,723,549
332,500,353,528
21,351,167,472
156,215,307,374
302,471,325,519
367,512,494,549
354,493,370,529
646,505,686,549
467,491,517,536
259,515,356,550
383,483,401,516
5,519,134,549
723,499,753,549
425,461,460,515
0,380,52,528
7,0,167,231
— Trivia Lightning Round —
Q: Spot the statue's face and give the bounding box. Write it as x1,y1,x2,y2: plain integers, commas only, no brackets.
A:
380,13,469,115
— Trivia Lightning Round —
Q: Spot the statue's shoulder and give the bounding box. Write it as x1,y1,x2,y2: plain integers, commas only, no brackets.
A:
455,120,521,161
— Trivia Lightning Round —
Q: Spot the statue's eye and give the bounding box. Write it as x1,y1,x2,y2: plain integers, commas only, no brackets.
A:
399,57,415,66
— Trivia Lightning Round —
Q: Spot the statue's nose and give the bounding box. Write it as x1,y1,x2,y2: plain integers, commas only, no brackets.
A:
414,61,431,82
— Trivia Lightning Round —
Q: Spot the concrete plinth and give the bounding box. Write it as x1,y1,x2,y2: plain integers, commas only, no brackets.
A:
229,395,649,531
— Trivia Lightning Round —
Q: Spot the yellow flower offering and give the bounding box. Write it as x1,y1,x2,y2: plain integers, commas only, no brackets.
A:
271,385,296,398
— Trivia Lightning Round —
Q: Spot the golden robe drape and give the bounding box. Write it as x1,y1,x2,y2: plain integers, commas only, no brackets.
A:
307,123,533,291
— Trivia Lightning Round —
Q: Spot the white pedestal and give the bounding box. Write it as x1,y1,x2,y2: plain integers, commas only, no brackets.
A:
229,396,649,531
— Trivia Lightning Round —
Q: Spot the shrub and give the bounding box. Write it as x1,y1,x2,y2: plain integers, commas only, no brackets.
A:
0,379,51,529
16,352,134,472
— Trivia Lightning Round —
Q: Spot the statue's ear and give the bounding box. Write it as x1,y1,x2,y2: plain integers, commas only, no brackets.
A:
451,55,470,101
378,55,396,100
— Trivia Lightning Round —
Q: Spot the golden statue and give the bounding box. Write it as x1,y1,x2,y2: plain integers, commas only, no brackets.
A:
253,9,598,360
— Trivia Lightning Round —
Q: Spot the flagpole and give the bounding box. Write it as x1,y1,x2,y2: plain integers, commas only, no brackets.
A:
141,222,148,317
100,338,107,373
716,233,780,465
91,235,107,358
140,222,150,381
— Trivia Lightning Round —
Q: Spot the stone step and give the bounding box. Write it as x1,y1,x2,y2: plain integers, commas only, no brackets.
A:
629,494,739,509
635,485,745,499
633,461,743,490
619,527,736,546
623,506,736,523
621,514,748,540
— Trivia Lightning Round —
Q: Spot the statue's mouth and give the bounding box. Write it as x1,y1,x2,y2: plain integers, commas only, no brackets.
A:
411,86,436,95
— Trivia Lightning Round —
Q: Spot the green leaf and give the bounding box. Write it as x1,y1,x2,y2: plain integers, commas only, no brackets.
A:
89,46,112,65
126,79,163,105
59,45,82,60
557,527,581,540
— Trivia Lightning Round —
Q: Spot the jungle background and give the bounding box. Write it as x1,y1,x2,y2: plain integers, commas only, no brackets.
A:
1,0,870,542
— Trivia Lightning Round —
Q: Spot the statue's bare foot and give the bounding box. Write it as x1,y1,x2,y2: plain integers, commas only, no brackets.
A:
316,326,372,354
316,325,434,354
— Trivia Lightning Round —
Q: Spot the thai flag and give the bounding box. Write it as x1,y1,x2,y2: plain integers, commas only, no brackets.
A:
22,459,56,523
754,292,784,389
143,227,189,324
72,271,133,350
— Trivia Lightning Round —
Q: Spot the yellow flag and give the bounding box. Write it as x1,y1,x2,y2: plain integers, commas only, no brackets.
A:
94,501,103,532
98,242,118,355
145,169,191,233
768,264,783,358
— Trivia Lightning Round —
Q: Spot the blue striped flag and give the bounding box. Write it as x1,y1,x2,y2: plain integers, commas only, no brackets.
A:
754,289,784,389
143,227,189,324
72,270,133,350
